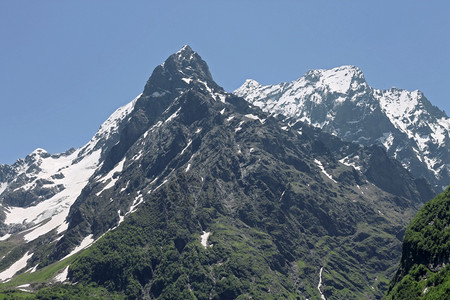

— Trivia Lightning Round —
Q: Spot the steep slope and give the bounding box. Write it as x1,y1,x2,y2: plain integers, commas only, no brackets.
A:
0,47,434,299
234,66,450,192
385,186,450,299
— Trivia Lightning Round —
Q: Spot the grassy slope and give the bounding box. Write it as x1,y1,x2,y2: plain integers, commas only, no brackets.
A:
385,186,450,299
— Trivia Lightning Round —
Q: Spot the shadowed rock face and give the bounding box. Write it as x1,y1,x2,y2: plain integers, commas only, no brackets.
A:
0,47,437,299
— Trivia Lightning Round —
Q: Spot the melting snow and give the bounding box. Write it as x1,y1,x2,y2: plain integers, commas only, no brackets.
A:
165,107,181,124
118,210,125,225
235,121,245,132
5,149,101,242
378,132,395,150
153,179,168,192
0,252,32,282
181,78,192,84
53,265,69,282
16,283,31,292
120,180,130,193
200,231,212,248
85,94,139,153
339,156,362,171
0,234,11,241
180,140,192,155
244,114,264,124
126,194,144,216
314,159,337,183
96,157,126,196
62,234,94,261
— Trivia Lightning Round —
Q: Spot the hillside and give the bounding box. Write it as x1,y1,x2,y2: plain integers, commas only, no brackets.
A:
385,186,450,299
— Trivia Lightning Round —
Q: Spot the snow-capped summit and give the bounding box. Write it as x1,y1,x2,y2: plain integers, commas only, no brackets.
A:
304,65,367,94
235,66,449,191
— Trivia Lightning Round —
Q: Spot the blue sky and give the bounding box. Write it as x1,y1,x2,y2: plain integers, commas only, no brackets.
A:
1,1,449,164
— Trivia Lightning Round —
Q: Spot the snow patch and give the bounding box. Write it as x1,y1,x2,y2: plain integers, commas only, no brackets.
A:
200,231,212,248
96,157,126,196
180,140,192,156
165,107,181,124
315,159,337,183
378,132,395,150
339,156,362,171
118,210,125,225
244,114,264,124
0,234,11,241
16,283,31,292
53,265,69,282
181,78,192,84
5,148,101,242
127,194,144,216
0,252,32,282
235,121,245,132
86,94,139,152
62,234,94,260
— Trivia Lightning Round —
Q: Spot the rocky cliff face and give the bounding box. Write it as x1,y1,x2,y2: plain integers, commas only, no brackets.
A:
235,66,450,192
0,47,436,299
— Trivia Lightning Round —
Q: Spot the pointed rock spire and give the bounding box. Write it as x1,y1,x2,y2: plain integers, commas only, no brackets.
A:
143,45,215,95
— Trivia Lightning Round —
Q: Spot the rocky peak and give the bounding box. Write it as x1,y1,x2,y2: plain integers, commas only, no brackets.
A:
235,65,449,191
143,45,216,96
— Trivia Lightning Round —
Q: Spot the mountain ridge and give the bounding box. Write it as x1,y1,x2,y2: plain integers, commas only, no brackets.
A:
235,65,450,192
0,46,439,299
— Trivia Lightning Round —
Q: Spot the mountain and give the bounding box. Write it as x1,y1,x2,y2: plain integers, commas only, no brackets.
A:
0,46,435,299
385,186,450,299
234,66,450,192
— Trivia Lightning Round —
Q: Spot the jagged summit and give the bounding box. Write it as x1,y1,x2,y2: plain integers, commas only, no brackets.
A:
304,65,367,91
235,64,450,191
143,45,216,96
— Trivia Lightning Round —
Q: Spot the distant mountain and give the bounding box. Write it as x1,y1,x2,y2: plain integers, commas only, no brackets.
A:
234,66,450,192
0,47,436,299
385,186,450,299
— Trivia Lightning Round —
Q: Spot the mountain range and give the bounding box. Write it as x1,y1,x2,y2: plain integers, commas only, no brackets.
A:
235,66,449,192
0,46,446,299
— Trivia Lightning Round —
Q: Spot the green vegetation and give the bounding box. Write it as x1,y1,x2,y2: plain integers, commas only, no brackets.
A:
0,256,75,291
0,284,125,300
385,186,450,299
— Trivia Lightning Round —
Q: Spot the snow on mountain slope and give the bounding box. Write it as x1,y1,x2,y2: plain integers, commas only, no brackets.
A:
4,148,101,242
235,65,449,191
0,95,140,242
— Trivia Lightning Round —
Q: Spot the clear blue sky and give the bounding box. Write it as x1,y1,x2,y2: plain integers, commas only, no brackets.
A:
1,1,449,164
